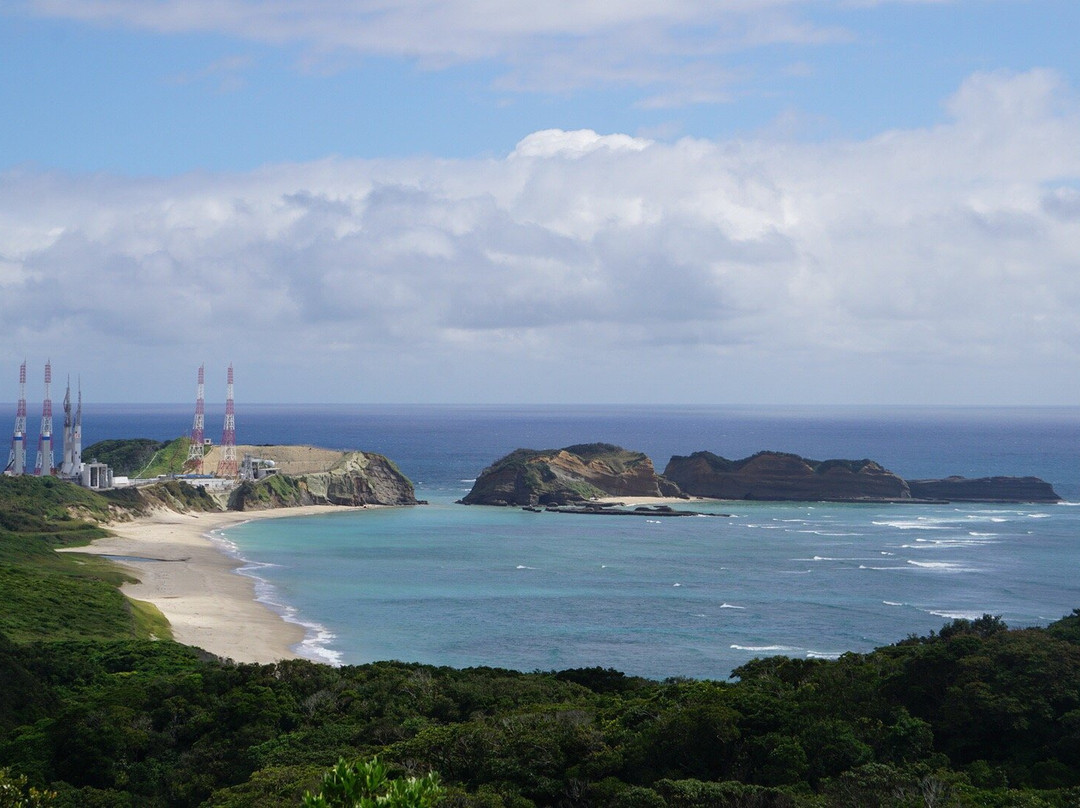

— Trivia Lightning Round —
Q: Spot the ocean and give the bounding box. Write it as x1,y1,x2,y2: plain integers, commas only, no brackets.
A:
74,404,1080,680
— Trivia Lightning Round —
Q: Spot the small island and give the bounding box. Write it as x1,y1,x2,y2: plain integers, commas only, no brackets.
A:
462,445,1062,505
458,443,682,506
664,450,910,502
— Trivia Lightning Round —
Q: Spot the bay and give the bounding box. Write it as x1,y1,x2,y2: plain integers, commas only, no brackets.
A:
75,404,1080,679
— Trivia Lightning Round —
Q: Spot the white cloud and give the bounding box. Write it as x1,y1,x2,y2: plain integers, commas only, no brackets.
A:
2,69,1079,403
511,129,653,159
21,0,861,97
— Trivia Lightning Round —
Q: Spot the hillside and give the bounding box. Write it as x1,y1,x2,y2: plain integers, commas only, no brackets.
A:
460,443,684,505
228,450,418,508
82,437,192,477
0,476,171,644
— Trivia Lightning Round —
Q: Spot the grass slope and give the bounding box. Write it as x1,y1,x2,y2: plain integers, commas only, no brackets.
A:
82,437,191,477
0,476,171,643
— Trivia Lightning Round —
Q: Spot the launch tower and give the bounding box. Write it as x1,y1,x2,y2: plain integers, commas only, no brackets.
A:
6,361,27,475
216,364,238,478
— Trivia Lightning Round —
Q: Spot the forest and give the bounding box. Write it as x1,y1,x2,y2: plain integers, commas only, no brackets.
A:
2,476,1080,807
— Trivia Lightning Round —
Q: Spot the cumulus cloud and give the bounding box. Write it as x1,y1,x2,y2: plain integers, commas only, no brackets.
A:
2,69,1079,402
511,130,653,159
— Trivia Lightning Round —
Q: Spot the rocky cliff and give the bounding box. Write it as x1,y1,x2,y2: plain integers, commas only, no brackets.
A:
228,451,418,510
907,476,1062,503
664,451,912,502
460,443,684,506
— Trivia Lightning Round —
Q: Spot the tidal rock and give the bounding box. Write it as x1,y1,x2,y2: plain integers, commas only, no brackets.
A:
907,476,1061,503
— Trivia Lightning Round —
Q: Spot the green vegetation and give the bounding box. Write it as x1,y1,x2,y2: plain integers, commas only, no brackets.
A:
3,476,1080,806
0,477,174,644
0,474,120,535
82,438,164,476
561,443,649,472
139,437,194,477
302,757,442,808
82,437,192,477
139,479,221,513
684,451,878,475
2,601,1080,806
0,767,56,807
228,474,306,510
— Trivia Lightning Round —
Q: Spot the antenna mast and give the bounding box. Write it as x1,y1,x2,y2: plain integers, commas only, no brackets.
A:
186,364,206,473
216,364,238,478
6,360,27,475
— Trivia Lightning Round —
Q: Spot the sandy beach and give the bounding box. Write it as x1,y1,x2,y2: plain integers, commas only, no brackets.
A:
63,505,360,664
594,495,716,506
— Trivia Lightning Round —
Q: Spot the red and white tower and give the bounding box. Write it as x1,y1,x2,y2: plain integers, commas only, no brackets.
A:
6,360,27,475
34,361,54,476
216,364,238,478
186,364,206,474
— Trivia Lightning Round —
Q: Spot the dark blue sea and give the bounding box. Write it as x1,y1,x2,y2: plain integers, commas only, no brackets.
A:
71,404,1080,679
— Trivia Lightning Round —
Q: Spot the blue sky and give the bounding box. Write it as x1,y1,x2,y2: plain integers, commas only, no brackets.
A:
5,2,1077,173
2,1,1079,404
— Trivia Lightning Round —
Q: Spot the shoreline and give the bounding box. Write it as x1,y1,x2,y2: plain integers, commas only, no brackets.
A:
62,505,363,664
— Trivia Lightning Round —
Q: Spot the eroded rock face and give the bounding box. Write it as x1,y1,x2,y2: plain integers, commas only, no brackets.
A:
907,476,1061,503
460,443,683,506
306,452,418,506
229,451,418,510
663,451,912,502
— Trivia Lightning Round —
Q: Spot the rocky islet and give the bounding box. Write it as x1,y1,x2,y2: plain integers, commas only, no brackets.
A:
461,445,1061,506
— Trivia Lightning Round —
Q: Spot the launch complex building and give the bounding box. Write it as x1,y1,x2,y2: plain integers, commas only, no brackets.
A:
5,362,240,489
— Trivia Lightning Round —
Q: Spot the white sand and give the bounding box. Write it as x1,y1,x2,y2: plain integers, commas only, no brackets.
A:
593,495,715,506
62,506,361,664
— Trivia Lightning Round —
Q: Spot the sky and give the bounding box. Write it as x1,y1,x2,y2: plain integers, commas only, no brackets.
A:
1,0,1079,405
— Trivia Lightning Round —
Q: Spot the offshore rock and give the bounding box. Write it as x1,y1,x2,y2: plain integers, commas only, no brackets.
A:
228,451,418,510
460,443,684,506
663,451,912,502
907,476,1062,503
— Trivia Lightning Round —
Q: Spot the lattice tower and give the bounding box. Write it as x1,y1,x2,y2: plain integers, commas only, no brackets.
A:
34,361,54,476
187,364,206,473
6,360,27,475
216,364,238,478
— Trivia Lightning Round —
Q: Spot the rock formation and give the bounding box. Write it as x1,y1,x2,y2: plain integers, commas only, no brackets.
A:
907,476,1061,503
663,451,912,502
463,445,1064,507
228,451,418,510
460,443,684,506
664,451,1062,503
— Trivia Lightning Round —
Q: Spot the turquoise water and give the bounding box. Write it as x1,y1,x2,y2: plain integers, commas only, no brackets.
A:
222,500,1080,679
76,404,1080,680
